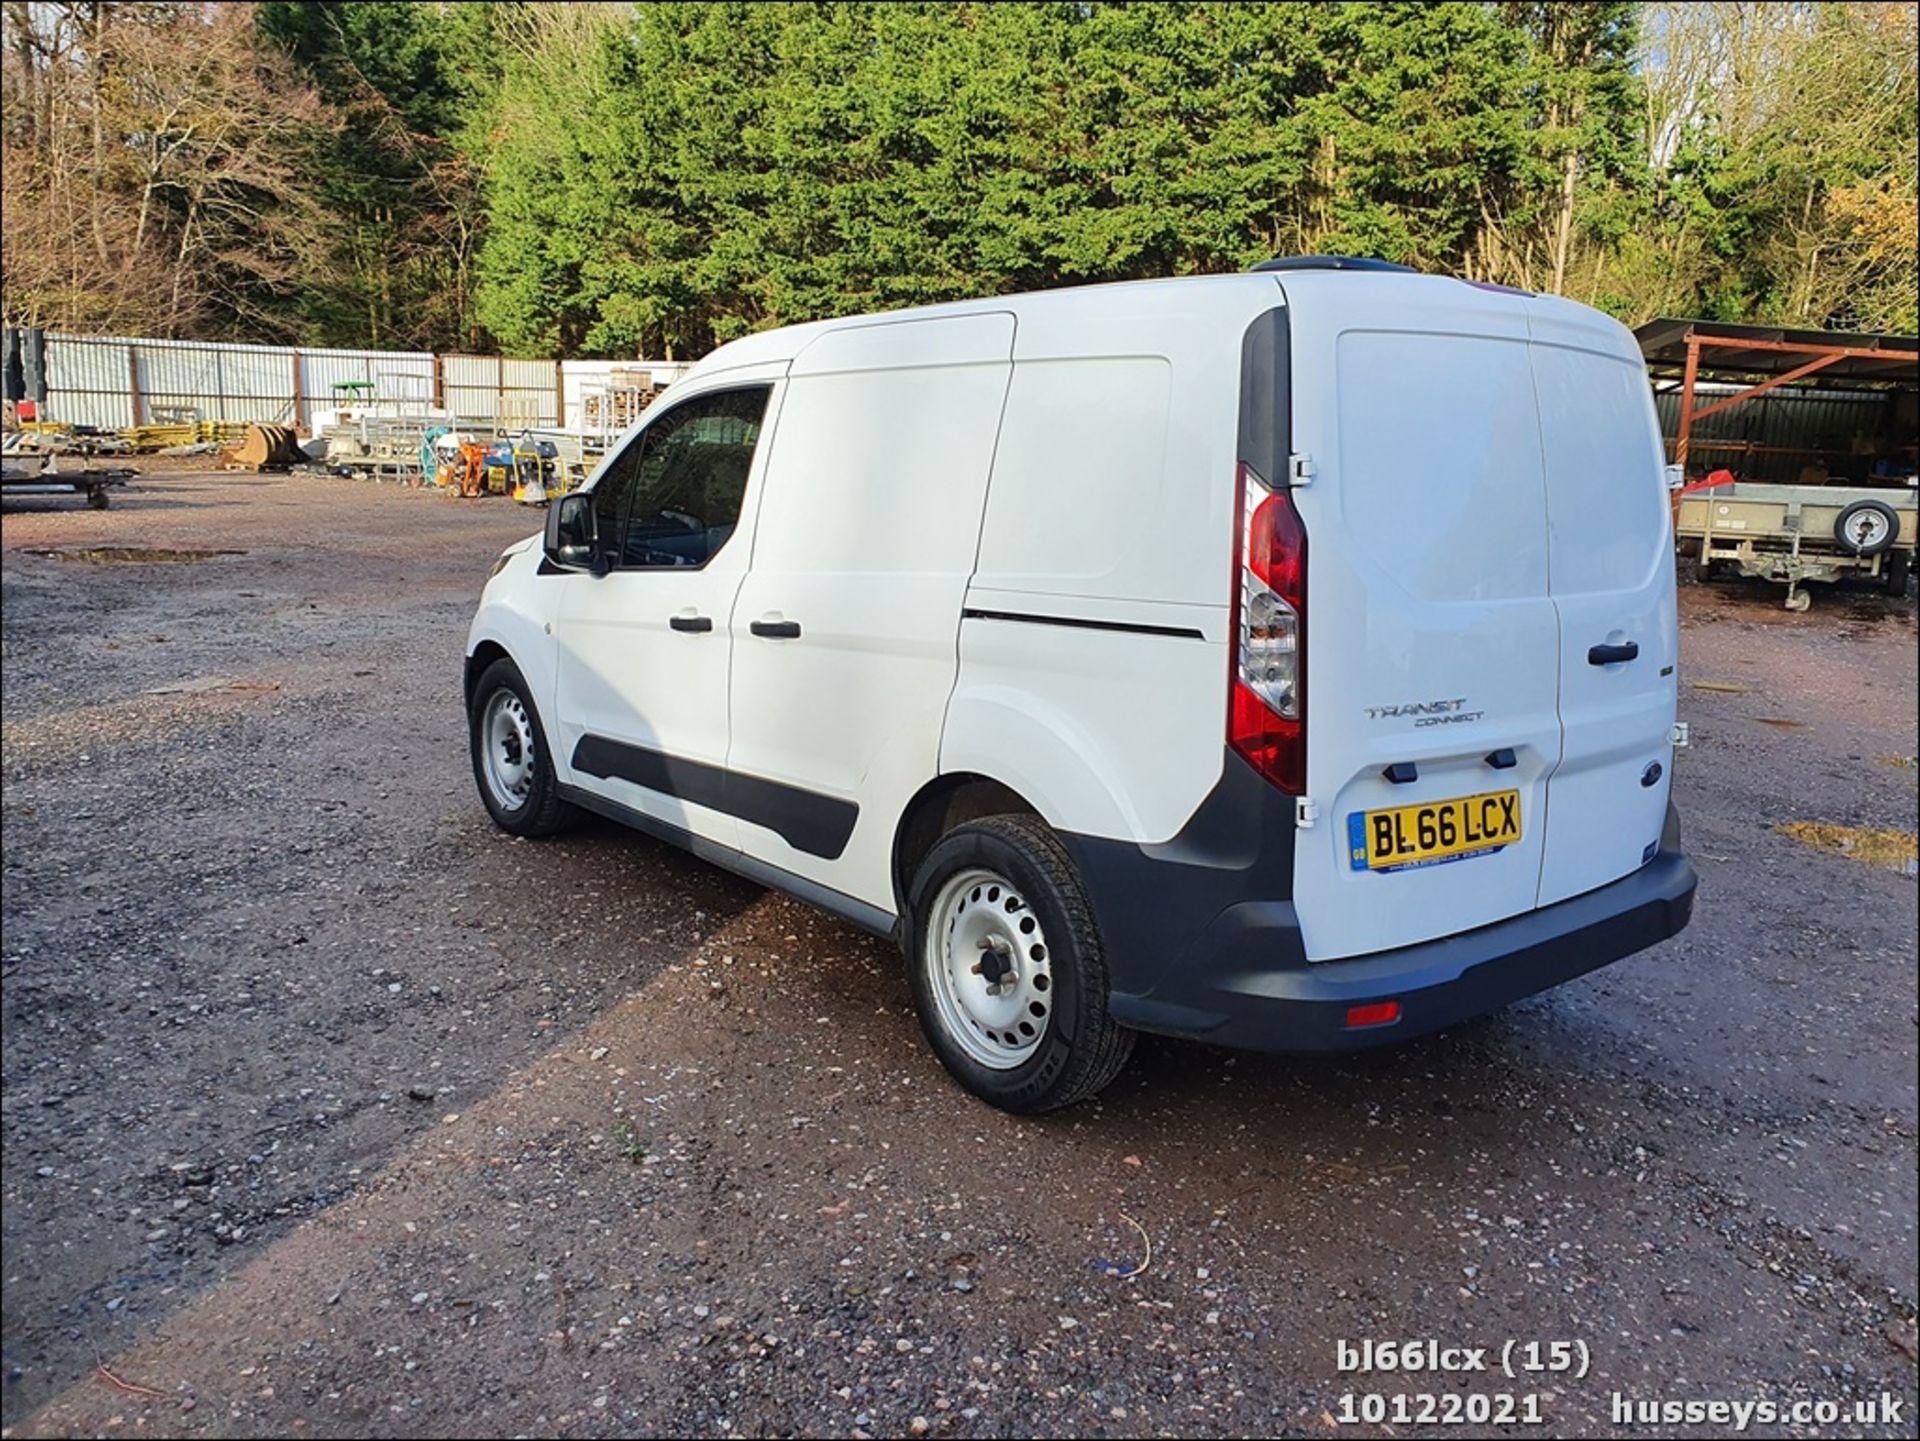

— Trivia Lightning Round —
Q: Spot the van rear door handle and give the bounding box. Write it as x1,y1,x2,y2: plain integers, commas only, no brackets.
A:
669,614,712,633
1588,641,1639,666
750,619,802,639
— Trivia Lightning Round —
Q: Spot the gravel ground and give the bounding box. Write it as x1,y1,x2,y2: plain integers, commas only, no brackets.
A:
2,470,1915,1439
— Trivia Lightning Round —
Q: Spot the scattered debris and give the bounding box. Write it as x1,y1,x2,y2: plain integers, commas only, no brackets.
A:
1776,821,1918,874
1690,680,1752,693
1094,1213,1153,1280
93,1363,172,1401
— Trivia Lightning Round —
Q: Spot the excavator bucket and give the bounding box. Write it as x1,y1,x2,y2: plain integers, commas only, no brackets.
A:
224,423,303,471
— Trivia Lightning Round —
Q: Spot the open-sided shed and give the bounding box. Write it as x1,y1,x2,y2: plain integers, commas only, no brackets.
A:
1636,317,1917,483
1637,318,1919,608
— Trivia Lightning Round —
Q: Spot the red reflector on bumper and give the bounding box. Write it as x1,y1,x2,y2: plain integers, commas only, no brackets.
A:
1345,1001,1401,1028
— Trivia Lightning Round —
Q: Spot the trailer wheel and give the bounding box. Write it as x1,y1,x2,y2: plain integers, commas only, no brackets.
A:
86,488,109,511
1833,499,1899,557
1886,551,1912,596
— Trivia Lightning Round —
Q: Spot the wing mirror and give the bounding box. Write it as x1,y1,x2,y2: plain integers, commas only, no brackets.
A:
544,492,601,571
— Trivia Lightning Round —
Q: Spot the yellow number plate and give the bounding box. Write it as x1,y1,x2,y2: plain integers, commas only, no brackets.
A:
1348,789,1521,873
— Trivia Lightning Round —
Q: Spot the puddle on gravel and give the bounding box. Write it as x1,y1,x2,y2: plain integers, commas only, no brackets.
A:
23,546,244,564
1776,821,1919,875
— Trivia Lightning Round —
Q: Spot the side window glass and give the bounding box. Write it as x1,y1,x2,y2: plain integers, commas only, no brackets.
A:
616,387,771,568
588,430,645,563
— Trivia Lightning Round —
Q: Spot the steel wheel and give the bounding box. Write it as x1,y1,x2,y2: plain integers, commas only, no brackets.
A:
1847,509,1892,551
481,688,536,811
923,866,1054,1070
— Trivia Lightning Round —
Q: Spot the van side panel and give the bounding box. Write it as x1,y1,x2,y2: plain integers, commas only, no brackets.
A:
947,324,1246,846
723,313,1015,909
940,604,1233,843
971,357,1175,596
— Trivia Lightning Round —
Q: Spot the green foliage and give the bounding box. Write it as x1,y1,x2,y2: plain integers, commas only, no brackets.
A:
474,1,1632,358
18,2,1909,354
257,0,504,349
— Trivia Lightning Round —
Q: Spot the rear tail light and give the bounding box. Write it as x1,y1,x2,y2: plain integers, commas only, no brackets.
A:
1228,462,1306,793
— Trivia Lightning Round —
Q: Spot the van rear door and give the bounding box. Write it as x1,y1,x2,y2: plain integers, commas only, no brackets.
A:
1526,299,1677,906
1280,276,1564,961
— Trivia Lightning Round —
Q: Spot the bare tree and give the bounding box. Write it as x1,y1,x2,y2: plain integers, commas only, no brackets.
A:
1,1,329,336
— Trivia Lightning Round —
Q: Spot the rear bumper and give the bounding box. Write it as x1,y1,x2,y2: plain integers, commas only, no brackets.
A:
1103,843,1697,1054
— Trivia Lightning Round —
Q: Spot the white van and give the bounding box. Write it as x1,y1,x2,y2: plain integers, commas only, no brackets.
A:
465,259,1697,1113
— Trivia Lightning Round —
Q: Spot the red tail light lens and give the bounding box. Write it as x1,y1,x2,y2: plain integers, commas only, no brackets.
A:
1345,1000,1400,1028
1228,462,1306,794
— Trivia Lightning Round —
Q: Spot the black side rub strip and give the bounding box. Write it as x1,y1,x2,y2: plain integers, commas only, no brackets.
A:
557,782,894,939
961,608,1205,641
572,735,858,861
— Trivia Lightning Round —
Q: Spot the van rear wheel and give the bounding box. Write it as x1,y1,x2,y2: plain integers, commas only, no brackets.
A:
905,814,1133,1113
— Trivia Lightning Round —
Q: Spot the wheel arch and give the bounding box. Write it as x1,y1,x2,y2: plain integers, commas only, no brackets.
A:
891,772,1041,915
465,639,511,707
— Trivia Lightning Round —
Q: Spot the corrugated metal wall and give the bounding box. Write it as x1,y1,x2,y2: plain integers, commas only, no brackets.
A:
40,332,677,437
1653,382,1895,484
298,348,434,432
43,335,137,429
442,354,560,428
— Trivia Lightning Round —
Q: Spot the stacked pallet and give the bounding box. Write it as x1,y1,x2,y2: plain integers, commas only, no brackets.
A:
581,370,662,436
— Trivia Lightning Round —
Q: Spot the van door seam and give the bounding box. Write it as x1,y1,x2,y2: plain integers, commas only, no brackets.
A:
937,321,1020,777
1521,302,1566,908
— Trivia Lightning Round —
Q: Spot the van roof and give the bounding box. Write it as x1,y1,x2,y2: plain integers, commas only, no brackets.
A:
688,268,1632,377
690,272,1285,374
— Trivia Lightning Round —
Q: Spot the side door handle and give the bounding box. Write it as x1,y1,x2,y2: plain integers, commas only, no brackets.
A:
750,619,802,639
1588,640,1640,666
669,614,712,633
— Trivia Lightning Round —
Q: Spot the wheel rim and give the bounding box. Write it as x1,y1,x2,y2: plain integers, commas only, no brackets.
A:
481,689,536,811
924,867,1054,1070
1847,510,1891,552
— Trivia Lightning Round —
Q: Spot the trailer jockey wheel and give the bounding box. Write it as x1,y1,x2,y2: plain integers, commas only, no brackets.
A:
1833,499,1899,557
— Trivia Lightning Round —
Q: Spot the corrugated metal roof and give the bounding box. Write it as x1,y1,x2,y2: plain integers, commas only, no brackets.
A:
1636,317,1918,386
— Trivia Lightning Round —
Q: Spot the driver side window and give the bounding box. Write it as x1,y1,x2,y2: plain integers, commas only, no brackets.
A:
591,386,771,570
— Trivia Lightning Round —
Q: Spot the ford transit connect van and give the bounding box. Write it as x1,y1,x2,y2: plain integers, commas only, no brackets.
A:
465,260,1697,1113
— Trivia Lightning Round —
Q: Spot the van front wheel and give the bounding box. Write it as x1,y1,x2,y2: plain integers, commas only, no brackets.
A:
905,814,1134,1113
468,657,578,838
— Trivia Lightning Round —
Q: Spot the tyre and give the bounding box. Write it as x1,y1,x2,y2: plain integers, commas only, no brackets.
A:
468,657,578,837
1833,498,1899,557
904,814,1134,1113
86,488,109,510
1885,551,1912,596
